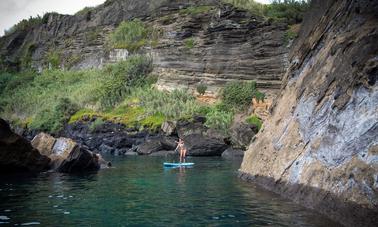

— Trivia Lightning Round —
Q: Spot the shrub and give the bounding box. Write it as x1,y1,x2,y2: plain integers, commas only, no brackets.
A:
88,118,105,132
184,38,195,49
29,98,78,133
179,6,213,15
221,81,259,110
196,83,207,95
204,106,234,134
46,50,61,69
222,0,310,24
246,115,262,131
97,55,153,108
110,19,148,51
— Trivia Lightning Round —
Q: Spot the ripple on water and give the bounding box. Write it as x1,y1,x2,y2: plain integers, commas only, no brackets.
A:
0,216,10,221
20,222,40,226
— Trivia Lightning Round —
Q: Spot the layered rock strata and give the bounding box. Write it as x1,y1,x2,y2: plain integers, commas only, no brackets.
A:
239,0,378,226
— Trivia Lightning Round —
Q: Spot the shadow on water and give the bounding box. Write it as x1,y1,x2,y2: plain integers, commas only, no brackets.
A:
0,156,341,226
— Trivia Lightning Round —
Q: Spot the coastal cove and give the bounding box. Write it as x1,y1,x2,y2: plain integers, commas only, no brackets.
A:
0,156,340,226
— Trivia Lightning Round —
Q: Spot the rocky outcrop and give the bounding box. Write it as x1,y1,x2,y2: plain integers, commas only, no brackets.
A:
31,132,110,172
230,121,257,149
221,147,244,159
0,0,288,95
184,133,228,156
0,118,50,173
239,1,378,226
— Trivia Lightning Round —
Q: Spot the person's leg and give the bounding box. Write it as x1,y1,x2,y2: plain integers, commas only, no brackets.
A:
179,148,183,163
183,149,186,163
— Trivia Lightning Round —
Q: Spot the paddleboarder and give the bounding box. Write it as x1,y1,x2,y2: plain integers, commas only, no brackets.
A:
175,138,187,163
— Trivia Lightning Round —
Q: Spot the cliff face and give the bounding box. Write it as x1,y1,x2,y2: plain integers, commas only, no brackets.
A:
0,0,288,94
240,0,378,226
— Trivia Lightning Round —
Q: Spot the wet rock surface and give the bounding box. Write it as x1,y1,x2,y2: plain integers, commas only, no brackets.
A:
0,118,50,173
240,0,378,226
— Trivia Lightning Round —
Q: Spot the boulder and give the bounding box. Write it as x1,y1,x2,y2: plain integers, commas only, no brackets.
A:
31,132,109,173
221,148,245,159
136,139,163,155
136,136,178,155
31,133,56,156
230,121,257,149
161,121,177,136
183,134,228,156
176,118,207,138
0,118,50,173
57,147,101,173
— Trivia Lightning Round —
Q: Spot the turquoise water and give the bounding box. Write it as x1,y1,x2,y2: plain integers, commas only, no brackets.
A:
0,156,339,226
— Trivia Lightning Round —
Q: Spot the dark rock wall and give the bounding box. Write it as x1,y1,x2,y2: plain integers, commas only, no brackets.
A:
240,0,378,226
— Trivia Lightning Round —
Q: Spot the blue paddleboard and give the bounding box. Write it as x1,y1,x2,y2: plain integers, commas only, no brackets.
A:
163,162,194,167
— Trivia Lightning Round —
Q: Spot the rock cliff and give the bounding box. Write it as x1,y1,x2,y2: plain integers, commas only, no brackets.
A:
239,0,378,226
0,0,288,94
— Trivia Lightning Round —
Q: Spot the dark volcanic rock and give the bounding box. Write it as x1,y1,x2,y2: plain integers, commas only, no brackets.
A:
0,118,50,173
57,147,101,173
222,148,244,159
184,134,228,156
136,136,178,155
230,121,258,149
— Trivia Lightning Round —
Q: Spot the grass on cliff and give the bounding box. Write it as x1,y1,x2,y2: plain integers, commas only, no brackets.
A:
222,0,310,24
109,19,162,52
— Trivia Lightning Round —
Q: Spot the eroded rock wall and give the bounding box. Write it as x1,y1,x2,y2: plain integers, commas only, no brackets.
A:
0,0,288,94
239,0,378,226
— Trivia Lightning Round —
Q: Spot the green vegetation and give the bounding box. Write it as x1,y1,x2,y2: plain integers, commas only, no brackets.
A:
109,19,162,52
88,118,105,132
283,23,300,44
204,104,234,134
0,55,153,133
45,50,62,69
196,83,207,95
4,16,43,36
179,6,213,15
110,19,147,51
246,115,263,131
222,0,310,24
221,81,264,111
184,38,196,49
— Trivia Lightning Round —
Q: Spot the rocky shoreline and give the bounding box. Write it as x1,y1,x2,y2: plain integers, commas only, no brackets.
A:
1,113,250,174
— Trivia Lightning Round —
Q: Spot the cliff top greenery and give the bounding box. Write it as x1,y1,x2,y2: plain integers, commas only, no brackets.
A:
223,0,310,24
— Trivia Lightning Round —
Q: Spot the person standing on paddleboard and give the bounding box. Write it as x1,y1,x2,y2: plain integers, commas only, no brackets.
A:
175,138,187,163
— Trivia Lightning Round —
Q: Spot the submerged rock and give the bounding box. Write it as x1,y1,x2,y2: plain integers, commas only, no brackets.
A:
0,118,50,173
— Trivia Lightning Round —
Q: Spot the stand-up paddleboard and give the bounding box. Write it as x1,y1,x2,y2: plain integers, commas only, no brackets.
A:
163,162,194,167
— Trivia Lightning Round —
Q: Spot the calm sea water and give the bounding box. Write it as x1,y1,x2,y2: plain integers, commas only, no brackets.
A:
0,156,340,226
